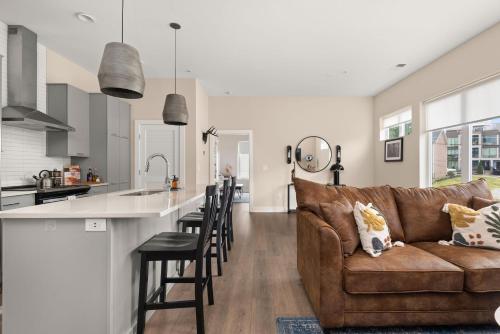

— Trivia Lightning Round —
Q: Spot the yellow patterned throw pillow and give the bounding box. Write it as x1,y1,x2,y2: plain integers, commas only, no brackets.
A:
353,201,404,257
442,203,500,250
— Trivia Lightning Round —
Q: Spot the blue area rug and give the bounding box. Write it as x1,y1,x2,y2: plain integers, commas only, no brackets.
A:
276,317,500,334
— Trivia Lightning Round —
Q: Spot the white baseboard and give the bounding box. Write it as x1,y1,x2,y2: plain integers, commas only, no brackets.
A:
251,206,287,213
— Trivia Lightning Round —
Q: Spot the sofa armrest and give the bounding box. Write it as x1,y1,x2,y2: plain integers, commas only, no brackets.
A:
297,210,345,327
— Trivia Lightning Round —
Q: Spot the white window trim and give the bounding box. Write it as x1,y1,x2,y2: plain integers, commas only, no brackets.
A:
379,106,412,141
237,140,250,179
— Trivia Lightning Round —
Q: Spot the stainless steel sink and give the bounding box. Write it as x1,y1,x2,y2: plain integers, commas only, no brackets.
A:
121,190,166,196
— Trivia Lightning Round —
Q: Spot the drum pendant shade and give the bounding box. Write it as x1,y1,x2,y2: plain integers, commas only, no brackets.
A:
163,23,188,125
97,0,145,99
98,42,145,99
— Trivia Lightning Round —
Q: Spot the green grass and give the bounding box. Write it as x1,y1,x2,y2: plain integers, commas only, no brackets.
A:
433,175,500,189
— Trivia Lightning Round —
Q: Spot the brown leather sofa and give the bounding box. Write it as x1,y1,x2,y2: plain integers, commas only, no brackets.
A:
294,178,500,328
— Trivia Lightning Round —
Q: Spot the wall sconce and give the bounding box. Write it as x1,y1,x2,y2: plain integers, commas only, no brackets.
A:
202,126,218,144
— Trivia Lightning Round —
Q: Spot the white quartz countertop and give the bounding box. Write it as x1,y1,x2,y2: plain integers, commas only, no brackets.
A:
1,190,37,198
0,186,206,219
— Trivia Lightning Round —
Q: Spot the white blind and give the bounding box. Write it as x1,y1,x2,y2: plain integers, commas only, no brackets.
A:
425,76,500,131
382,108,412,128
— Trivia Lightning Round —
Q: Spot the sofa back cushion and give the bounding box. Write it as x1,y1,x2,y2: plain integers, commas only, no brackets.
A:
330,185,405,242
294,177,338,217
472,196,499,211
439,179,493,207
320,198,359,256
392,179,493,243
293,177,405,242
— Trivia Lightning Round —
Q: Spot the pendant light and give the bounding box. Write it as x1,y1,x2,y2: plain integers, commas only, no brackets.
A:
163,23,189,125
97,0,145,99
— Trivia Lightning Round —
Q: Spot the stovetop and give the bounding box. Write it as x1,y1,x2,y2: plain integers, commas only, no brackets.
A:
2,184,90,193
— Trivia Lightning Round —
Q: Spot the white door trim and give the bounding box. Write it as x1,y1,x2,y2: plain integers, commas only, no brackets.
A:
134,120,185,189
216,129,254,212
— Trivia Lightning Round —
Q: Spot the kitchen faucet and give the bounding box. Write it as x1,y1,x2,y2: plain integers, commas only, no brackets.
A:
145,153,171,189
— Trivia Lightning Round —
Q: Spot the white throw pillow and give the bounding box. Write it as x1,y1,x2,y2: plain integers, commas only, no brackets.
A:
353,201,394,257
442,203,500,250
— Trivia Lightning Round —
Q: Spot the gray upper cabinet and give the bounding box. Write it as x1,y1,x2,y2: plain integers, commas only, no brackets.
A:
76,94,131,192
46,84,90,157
107,97,120,137
119,102,130,139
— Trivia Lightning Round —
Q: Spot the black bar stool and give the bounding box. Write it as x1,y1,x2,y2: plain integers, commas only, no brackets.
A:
196,176,236,250
136,184,222,334
178,179,232,277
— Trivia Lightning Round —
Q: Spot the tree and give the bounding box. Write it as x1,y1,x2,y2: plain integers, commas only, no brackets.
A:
476,161,484,175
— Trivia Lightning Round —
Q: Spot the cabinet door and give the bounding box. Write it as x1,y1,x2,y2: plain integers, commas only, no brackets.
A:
88,186,108,196
1,194,35,210
107,135,120,184
67,85,90,157
108,184,121,193
119,102,131,139
119,138,130,184
107,97,120,137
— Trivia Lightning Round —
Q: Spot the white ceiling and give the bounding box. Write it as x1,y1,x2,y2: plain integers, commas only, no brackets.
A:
1,0,500,96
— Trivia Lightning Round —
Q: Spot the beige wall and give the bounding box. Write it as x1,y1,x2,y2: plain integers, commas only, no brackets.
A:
209,96,374,211
374,22,500,187
46,48,99,93
195,80,210,185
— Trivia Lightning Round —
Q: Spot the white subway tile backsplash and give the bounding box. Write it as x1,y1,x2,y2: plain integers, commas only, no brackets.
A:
0,22,70,186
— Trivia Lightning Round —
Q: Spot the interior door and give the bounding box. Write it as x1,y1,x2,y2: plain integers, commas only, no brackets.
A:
137,123,180,188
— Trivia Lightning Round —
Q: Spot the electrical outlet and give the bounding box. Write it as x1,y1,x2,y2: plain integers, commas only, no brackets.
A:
85,219,107,232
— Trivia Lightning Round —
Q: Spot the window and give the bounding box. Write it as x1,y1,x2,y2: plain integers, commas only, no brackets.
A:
482,147,497,158
472,147,479,158
379,107,412,140
237,141,249,179
425,76,500,196
482,135,497,145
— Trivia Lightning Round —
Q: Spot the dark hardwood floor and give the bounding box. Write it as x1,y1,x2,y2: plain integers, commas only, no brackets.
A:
145,203,314,334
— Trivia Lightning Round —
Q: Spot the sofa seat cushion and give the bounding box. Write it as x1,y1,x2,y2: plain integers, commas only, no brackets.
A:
413,242,500,293
344,245,464,294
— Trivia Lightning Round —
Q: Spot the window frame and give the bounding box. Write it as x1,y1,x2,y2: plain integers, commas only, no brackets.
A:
379,106,412,141
236,141,250,180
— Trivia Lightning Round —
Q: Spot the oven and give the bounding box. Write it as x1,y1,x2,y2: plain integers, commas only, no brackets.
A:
35,185,91,205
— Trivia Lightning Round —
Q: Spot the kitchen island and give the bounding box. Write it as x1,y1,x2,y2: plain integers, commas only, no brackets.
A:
0,186,206,334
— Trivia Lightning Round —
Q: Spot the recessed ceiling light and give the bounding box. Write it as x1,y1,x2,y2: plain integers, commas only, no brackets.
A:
396,63,407,68
75,12,96,23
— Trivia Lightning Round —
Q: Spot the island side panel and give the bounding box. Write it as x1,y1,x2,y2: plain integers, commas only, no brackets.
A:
109,198,202,334
3,218,110,334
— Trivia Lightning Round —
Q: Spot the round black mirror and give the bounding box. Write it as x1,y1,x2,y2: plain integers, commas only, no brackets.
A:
295,136,332,173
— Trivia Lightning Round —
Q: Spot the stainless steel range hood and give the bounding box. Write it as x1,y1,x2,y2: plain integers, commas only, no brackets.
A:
2,26,75,132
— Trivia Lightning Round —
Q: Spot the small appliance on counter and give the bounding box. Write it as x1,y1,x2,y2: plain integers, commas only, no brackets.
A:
64,165,81,185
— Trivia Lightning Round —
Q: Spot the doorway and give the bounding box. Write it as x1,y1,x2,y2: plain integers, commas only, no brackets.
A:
135,120,185,188
210,130,253,211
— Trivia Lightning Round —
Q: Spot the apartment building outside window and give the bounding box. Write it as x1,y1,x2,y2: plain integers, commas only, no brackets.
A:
425,76,500,196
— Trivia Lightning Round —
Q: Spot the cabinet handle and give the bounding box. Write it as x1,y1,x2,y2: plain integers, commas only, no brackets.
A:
3,202,20,207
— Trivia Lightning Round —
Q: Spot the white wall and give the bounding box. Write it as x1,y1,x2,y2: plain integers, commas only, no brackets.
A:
0,21,69,186
209,96,374,212
374,22,500,187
